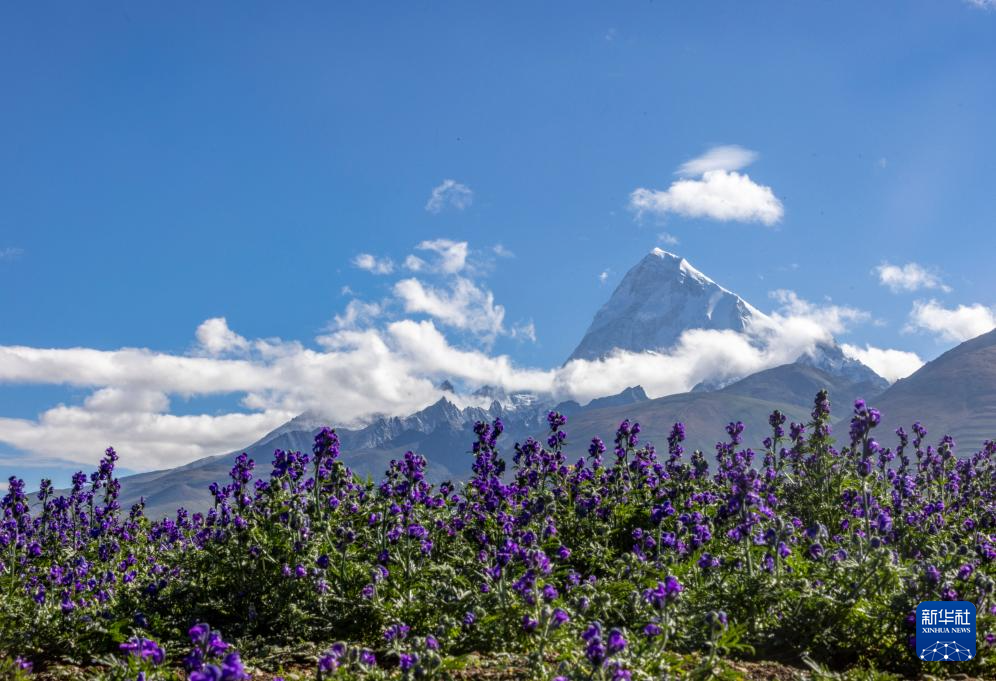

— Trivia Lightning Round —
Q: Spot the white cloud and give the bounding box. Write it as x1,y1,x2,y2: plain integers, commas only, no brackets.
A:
631,146,783,225
874,262,951,293
352,253,394,275
415,239,468,274
767,289,869,335
393,277,505,339
841,344,924,383
967,0,996,9
677,145,758,177
332,300,383,331
0,406,293,472
0,247,24,261
657,232,679,246
599,270,609,284
425,179,473,213
906,299,996,343
196,318,251,356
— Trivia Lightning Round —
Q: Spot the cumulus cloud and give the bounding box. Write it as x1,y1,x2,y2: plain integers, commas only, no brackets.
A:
352,253,394,275
425,179,473,213
393,277,505,339
196,318,251,356
841,344,924,383
874,262,951,293
631,147,783,225
905,299,996,343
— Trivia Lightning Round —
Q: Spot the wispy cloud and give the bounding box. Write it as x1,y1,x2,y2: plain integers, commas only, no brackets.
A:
332,300,383,331
425,179,473,213
874,262,951,293
510,320,537,343
493,244,515,258
657,232,679,246
598,270,609,284
966,0,996,10
630,146,783,225
0,247,24,261
677,145,757,177
415,239,468,274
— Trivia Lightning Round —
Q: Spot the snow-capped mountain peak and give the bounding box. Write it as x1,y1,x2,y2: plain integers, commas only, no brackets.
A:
566,248,763,363
566,247,886,391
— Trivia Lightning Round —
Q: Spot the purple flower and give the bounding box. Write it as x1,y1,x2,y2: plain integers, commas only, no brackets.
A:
607,628,627,654
319,652,339,672
190,665,223,681
220,653,250,680
120,637,165,665
384,622,411,642
398,653,418,671
643,576,683,609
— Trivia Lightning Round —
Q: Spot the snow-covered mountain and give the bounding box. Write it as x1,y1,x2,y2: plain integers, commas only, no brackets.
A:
567,248,762,362
567,247,887,392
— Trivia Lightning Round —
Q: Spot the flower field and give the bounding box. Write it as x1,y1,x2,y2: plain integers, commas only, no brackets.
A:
1,390,994,680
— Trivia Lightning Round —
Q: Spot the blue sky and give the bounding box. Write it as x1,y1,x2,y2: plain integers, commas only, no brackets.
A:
2,1,996,487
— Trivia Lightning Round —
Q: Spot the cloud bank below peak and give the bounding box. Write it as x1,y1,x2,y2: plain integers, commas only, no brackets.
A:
0,279,911,474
